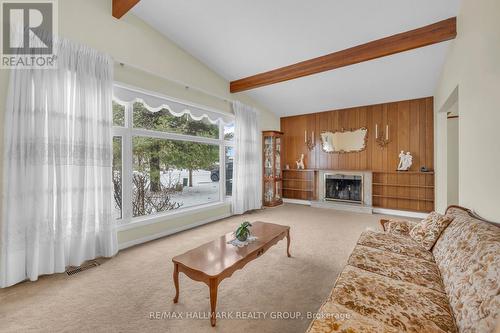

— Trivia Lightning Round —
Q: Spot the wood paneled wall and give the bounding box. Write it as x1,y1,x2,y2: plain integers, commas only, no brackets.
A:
280,97,435,212
281,97,434,171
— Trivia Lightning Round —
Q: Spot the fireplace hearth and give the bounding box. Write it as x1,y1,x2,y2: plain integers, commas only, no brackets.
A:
325,174,363,203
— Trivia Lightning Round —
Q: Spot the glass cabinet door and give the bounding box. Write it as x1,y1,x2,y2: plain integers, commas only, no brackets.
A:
275,137,281,179
264,136,274,178
264,181,273,203
262,131,283,207
275,181,282,200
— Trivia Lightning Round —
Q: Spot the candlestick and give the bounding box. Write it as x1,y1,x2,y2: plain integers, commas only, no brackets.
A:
376,123,390,148
305,129,316,151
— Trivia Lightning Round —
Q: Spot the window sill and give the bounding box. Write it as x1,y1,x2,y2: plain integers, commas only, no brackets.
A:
117,201,231,232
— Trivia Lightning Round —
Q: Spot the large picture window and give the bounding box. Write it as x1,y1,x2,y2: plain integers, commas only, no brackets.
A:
112,84,234,224
113,136,123,219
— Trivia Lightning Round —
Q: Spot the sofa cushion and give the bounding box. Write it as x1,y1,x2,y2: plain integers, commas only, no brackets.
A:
409,211,454,250
348,244,446,293
306,301,400,333
331,265,458,333
358,230,434,262
432,207,500,333
385,219,419,237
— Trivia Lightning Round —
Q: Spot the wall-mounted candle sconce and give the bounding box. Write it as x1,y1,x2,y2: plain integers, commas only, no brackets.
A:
304,130,315,150
375,124,390,148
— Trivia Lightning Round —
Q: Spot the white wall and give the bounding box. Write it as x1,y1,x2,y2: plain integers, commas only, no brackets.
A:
434,0,500,221
0,0,280,247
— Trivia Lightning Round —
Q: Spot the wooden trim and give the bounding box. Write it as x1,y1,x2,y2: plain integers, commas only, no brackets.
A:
112,0,141,19
445,205,499,226
230,18,456,93
379,219,390,231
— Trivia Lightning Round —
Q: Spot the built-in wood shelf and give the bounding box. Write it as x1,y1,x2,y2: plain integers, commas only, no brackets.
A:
372,169,435,212
372,194,434,202
373,183,434,189
373,171,435,175
283,188,314,192
282,169,317,201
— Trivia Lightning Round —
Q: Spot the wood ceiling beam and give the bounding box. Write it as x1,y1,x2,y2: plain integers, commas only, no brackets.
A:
230,17,457,93
112,0,141,19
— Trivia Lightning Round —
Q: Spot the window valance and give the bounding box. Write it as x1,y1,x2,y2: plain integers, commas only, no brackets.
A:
113,84,234,125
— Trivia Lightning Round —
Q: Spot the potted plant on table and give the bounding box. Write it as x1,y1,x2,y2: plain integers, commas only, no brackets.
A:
235,221,252,241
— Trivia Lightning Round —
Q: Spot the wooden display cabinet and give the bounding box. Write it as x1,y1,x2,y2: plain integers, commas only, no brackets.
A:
262,131,284,207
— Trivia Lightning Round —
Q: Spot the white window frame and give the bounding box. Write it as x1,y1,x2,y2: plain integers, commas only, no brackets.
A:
223,129,235,200
112,84,235,228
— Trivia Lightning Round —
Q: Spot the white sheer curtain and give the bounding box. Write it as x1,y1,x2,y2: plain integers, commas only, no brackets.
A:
232,101,261,214
0,38,117,288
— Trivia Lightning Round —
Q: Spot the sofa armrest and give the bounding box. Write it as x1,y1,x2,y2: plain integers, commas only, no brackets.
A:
380,219,419,237
379,219,390,231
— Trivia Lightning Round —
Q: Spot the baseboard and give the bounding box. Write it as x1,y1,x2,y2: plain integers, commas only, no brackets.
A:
372,208,428,219
283,198,312,206
118,213,232,250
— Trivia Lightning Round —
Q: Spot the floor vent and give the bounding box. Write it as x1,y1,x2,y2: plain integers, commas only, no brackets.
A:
66,260,100,276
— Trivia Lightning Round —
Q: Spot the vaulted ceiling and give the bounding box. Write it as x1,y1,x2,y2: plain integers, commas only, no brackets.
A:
132,0,462,116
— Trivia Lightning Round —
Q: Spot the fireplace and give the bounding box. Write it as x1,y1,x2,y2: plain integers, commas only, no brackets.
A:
324,174,363,204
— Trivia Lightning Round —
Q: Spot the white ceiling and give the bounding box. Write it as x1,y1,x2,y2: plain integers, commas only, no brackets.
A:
132,0,461,116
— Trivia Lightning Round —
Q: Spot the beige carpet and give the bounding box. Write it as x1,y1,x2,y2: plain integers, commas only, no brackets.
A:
0,204,392,333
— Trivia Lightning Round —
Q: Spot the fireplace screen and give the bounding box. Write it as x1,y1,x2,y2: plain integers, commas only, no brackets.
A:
325,174,362,203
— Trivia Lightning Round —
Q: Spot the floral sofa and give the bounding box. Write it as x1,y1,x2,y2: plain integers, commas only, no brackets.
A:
306,205,500,333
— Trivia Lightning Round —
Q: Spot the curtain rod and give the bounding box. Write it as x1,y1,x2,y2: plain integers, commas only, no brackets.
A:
114,59,237,105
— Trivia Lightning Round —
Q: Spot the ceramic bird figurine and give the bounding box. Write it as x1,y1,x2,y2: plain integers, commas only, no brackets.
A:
296,154,305,170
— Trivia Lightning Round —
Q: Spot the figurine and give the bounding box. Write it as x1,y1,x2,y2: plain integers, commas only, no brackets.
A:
397,151,413,171
296,154,305,170
404,152,413,170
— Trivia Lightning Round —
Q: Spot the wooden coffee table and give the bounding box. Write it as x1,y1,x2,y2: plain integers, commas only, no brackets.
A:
172,221,291,326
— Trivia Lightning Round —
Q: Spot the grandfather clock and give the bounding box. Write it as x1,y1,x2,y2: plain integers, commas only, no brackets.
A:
262,131,283,207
